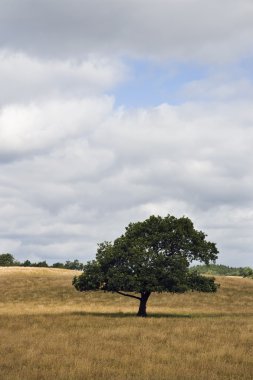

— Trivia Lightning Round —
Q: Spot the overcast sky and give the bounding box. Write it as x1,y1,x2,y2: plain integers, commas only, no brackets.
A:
1,0,253,266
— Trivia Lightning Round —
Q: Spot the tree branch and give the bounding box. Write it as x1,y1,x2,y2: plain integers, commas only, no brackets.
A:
116,291,141,300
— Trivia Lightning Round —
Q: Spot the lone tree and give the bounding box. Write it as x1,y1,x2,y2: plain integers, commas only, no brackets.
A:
73,215,219,317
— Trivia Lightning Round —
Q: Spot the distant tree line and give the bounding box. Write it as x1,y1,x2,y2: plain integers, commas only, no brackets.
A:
0,253,252,278
191,264,253,278
0,253,84,270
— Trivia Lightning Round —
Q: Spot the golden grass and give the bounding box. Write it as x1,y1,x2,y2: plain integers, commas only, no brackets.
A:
0,267,252,379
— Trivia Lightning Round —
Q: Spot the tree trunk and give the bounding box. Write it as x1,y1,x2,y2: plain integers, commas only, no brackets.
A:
137,292,151,317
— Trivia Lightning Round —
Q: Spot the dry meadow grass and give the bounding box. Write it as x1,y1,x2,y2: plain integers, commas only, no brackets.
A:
0,267,252,379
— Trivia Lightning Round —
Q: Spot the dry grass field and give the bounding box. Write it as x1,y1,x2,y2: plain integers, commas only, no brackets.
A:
0,267,252,380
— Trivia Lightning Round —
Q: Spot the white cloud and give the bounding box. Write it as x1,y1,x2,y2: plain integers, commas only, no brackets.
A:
0,96,114,160
0,50,126,105
0,95,253,266
181,74,253,102
0,0,253,267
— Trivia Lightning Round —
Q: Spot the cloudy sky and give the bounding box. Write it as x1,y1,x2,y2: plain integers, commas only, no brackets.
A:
1,0,253,266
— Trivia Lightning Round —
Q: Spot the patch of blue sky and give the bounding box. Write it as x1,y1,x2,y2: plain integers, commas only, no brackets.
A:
237,56,253,78
113,58,208,108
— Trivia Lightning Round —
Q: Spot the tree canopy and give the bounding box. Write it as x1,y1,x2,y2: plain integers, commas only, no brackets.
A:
0,253,16,266
73,214,219,316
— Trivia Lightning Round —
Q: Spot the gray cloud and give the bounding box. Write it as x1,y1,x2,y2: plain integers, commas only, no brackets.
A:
1,0,253,62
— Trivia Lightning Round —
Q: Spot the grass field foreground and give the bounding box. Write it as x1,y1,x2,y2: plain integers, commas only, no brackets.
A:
0,267,253,379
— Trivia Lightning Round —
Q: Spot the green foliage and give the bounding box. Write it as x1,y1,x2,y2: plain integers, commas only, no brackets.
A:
73,215,219,316
0,253,16,266
52,262,65,268
73,260,103,291
191,264,253,277
64,260,84,270
0,253,84,271
239,267,253,278
187,271,219,292
16,258,84,270
33,261,49,267
19,260,49,268
22,260,32,267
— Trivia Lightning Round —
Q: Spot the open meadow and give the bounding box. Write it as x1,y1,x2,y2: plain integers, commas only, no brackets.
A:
0,267,252,380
